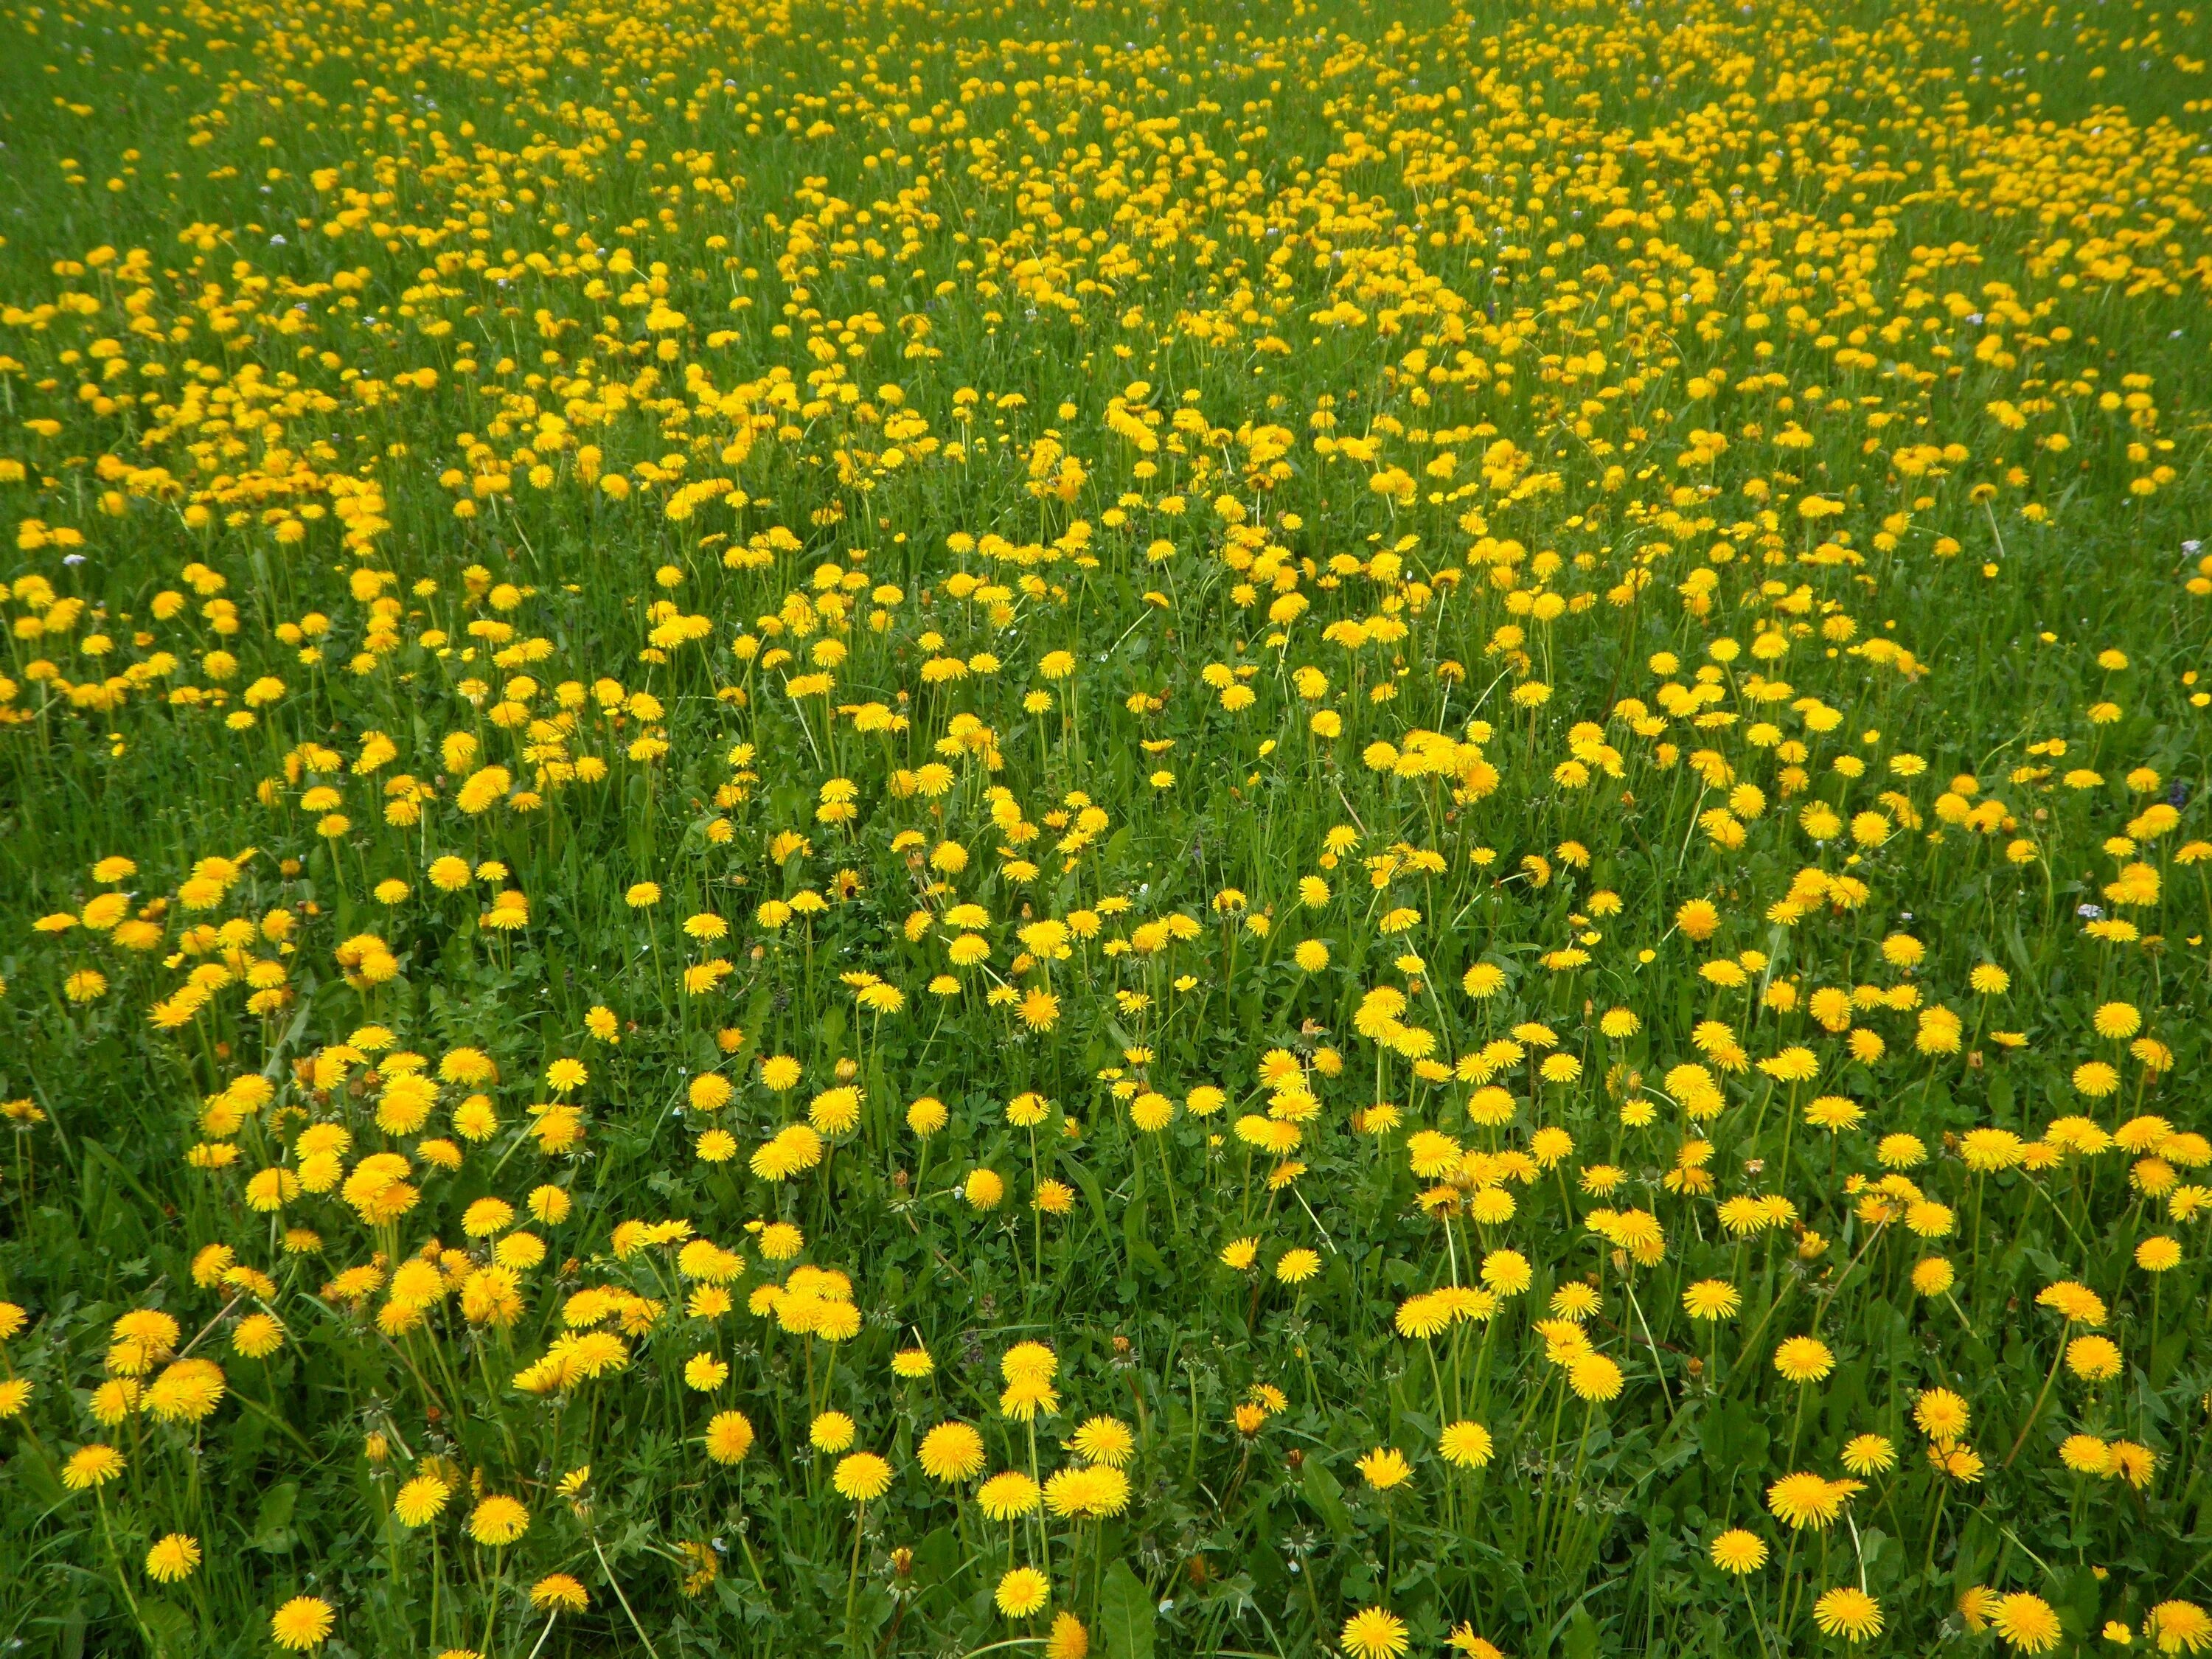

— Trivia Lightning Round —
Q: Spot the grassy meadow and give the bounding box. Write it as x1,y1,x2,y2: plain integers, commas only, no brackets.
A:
2,0,2212,1653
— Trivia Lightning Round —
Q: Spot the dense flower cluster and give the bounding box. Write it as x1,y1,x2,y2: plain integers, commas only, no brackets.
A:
1,0,2209,1652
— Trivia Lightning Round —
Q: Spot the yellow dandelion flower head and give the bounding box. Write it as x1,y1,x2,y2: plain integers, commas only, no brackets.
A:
994,1566,1050,1618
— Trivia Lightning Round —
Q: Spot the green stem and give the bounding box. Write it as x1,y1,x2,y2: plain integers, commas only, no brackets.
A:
2003,1327,2070,1470
96,1489,159,1657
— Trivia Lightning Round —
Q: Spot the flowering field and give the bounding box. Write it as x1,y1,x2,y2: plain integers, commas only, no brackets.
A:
1,0,2211,1653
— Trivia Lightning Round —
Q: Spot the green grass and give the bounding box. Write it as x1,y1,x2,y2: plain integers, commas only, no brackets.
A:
1,0,2211,1654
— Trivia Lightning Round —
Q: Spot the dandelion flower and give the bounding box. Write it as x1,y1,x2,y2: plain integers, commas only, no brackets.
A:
1480,1250,1532,1296
995,1567,1050,1618
1569,1352,1625,1402
908,1096,949,1136
1683,1280,1741,1320
1913,1388,1970,1442
704,1411,756,1464
145,1533,201,1583
1766,1472,1846,1531
1773,1335,1835,1384
1044,1464,1132,1518
62,1444,125,1491
964,1168,1007,1210
1071,1416,1136,1468
835,1452,894,1502
976,1471,1043,1520
684,1352,730,1391
2037,1280,2107,1326
2136,1236,2183,1273
2146,1600,2212,1652
1989,1592,2062,1653
1812,1587,1883,1643
919,1422,987,1483
1840,1435,1896,1476
2059,1433,2113,1475
1047,1611,1090,1659
1357,1447,1413,1490
270,1596,335,1651
1439,1421,1494,1469
1340,1607,1411,1659
1002,1341,1058,1383
530,1574,589,1613
465,1495,529,1546
1551,1282,1600,1321
1709,1529,1767,1573
1912,1257,1957,1297
2067,1335,2124,1382
1000,1372,1060,1421
394,1474,451,1527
